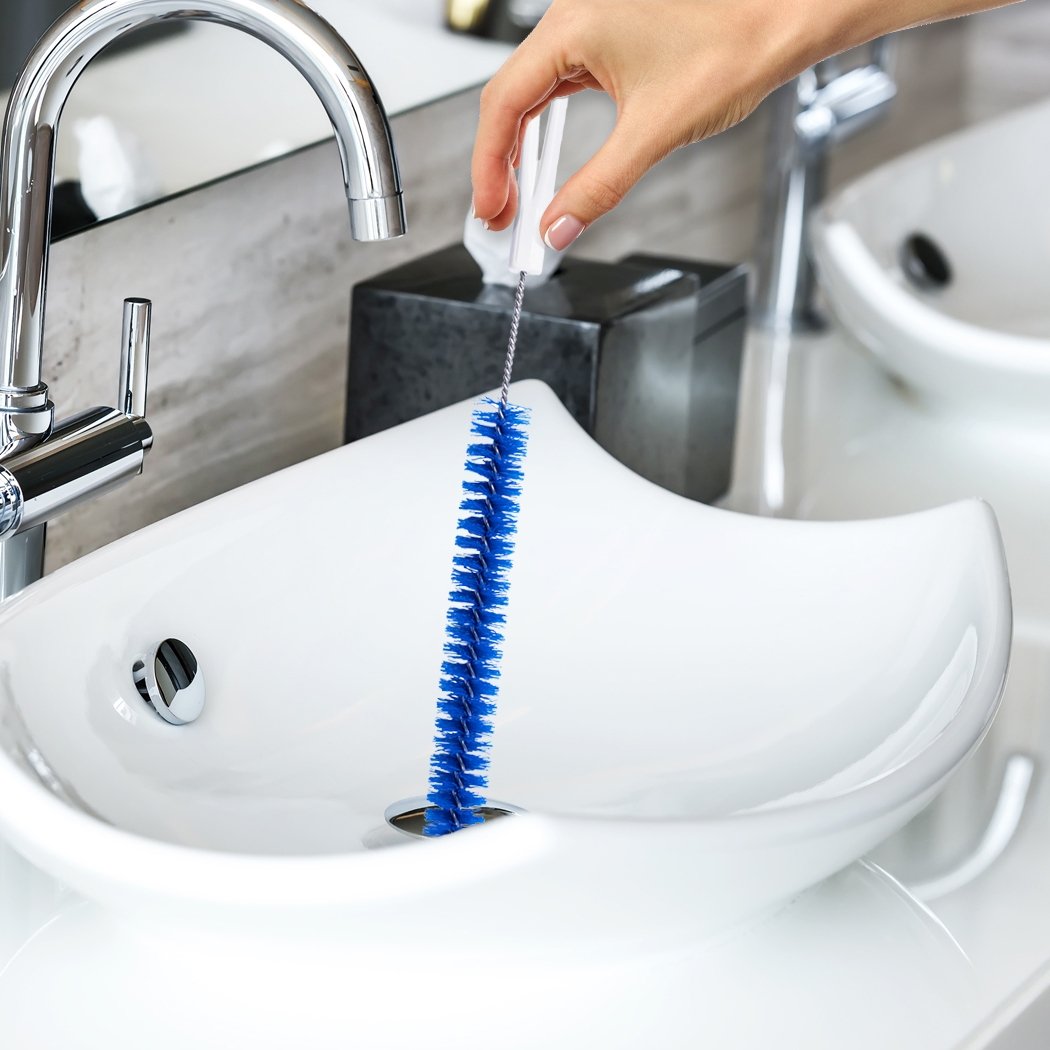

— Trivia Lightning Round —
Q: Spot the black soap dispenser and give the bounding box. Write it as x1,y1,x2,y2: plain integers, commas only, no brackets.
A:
346,235,748,506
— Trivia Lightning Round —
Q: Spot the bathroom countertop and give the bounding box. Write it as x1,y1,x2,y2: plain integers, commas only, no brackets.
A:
0,0,512,218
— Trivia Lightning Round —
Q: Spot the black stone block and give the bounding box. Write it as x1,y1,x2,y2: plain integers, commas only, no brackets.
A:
347,245,748,504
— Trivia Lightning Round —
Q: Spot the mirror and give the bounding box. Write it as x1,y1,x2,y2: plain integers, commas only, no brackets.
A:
0,1,514,235
0,2,76,89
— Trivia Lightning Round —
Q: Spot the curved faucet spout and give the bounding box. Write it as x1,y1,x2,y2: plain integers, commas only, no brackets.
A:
0,0,406,454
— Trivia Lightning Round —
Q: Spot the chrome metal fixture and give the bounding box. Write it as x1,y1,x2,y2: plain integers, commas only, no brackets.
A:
753,39,897,331
0,0,406,601
0,298,154,594
384,797,523,838
133,638,205,725
446,0,550,42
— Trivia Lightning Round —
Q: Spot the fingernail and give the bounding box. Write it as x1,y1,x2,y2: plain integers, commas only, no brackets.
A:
470,196,478,220
543,215,586,252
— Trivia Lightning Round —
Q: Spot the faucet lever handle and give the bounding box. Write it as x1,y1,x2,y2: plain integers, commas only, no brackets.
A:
119,297,151,418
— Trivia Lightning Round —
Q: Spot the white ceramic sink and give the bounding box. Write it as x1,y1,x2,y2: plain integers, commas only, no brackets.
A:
811,97,1050,416
0,381,1011,949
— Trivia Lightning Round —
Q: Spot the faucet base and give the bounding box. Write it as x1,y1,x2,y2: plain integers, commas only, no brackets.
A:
0,524,44,601
751,304,828,336
1,385,55,457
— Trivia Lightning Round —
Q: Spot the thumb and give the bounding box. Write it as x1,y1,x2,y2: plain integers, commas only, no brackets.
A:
540,112,664,251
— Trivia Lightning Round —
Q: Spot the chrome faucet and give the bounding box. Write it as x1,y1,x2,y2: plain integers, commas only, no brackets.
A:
0,0,405,600
752,39,896,331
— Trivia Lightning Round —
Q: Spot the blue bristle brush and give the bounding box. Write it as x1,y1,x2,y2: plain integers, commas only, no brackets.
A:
423,97,568,836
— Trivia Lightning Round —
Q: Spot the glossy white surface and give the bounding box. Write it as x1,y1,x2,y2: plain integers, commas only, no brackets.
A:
811,97,1050,415
729,320,1050,1049
0,0,511,216
0,381,1010,947
0,836,983,1050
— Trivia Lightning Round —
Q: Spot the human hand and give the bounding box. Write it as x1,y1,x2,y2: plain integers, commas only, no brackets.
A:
470,0,1016,250
470,0,816,249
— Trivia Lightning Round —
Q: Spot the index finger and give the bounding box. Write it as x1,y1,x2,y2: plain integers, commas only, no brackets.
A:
471,38,563,224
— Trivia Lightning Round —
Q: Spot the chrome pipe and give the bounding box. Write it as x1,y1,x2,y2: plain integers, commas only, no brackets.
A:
0,408,151,537
118,298,152,422
0,0,406,455
752,77,827,332
752,39,897,332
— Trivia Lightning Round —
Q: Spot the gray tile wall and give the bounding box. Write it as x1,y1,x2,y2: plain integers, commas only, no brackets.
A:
39,2,1050,570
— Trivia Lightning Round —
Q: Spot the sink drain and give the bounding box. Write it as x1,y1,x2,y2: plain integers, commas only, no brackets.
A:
899,231,952,290
384,797,523,838
132,638,205,725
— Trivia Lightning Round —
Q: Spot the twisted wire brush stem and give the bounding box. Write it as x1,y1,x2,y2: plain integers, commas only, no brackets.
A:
499,270,527,409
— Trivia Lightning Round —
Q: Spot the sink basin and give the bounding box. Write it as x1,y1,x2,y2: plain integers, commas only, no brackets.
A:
0,381,1011,948
811,97,1050,416
871,623,1050,898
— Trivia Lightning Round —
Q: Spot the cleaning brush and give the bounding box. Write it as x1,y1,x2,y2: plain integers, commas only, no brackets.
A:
422,276,530,835
423,98,568,836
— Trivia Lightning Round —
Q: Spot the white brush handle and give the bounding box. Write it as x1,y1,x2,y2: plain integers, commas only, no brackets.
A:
509,96,568,276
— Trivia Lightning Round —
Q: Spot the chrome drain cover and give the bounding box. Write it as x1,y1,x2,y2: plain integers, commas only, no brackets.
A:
384,797,523,838
132,638,204,725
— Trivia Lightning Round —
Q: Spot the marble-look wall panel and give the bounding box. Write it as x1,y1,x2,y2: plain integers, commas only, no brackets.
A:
43,93,484,569
40,4,1050,571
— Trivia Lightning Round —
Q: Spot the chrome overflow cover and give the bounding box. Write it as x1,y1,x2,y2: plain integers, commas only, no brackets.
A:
132,639,204,725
